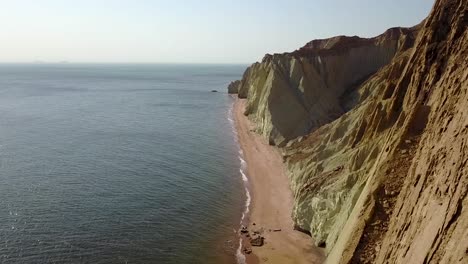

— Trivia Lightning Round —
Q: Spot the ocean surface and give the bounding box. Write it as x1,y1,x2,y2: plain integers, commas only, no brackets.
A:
0,64,247,263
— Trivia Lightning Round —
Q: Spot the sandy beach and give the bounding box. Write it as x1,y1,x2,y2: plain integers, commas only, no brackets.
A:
233,98,325,264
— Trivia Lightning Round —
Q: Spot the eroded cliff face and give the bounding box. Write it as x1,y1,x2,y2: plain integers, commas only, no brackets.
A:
228,80,241,94
284,48,417,251
235,26,419,146
229,0,467,262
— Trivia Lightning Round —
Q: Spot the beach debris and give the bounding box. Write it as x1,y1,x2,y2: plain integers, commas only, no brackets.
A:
252,222,256,226
273,229,282,232
250,236,265,247
240,226,249,234
243,247,252,254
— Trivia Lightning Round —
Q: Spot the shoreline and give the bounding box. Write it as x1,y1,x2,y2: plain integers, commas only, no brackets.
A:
232,98,325,264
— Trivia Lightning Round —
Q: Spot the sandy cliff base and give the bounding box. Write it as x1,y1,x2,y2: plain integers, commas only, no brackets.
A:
234,98,325,264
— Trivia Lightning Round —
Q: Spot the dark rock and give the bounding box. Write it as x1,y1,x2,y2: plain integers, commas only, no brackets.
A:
317,241,326,248
240,226,248,234
250,236,264,247
333,165,344,172
243,247,252,254
227,80,241,94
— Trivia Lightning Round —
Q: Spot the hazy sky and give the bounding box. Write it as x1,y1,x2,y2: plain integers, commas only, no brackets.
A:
0,0,433,64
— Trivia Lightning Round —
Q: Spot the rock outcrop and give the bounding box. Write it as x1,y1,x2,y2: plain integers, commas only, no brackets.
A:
228,80,241,94
229,26,419,146
229,0,467,262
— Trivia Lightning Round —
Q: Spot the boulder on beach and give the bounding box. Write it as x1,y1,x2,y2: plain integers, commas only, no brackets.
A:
240,226,248,234
250,236,264,247
243,247,252,254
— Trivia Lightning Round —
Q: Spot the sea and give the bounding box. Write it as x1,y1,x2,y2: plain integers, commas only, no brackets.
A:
0,63,249,264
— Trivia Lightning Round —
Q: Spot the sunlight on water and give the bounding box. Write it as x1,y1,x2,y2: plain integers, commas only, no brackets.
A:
0,64,246,264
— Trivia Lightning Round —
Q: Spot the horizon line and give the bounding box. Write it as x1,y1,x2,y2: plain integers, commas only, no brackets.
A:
0,61,251,65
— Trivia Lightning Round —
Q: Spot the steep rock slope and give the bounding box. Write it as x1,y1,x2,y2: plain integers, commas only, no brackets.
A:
284,46,417,251
369,1,468,263
228,80,241,94
289,0,467,261
235,26,419,146
229,0,467,262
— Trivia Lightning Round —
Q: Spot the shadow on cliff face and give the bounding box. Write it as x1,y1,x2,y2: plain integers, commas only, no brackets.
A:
266,66,310,146
407,104,431,136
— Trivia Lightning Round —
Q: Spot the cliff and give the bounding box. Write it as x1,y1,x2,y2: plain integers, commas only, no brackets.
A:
229,0,468,263
235,25,419,147
228,80,241,94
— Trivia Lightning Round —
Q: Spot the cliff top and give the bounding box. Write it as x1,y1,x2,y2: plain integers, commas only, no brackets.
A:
262,23,422,62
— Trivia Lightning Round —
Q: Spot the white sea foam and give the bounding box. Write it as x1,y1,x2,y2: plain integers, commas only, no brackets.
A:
239,157,247,168
240,169,248,182
236,253,246,263
236,241,247,264
227,99,251,264
243,183,251,215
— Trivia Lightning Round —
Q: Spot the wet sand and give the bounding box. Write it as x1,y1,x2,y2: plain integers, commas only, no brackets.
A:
233,98,325,264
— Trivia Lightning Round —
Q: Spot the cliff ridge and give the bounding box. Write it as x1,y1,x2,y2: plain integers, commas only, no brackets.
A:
229,0,467,262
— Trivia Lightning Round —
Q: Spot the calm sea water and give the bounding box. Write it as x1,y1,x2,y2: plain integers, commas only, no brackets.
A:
0,64,246,263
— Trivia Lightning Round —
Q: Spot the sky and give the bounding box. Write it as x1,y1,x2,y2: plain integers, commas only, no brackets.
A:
0,0,434,64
